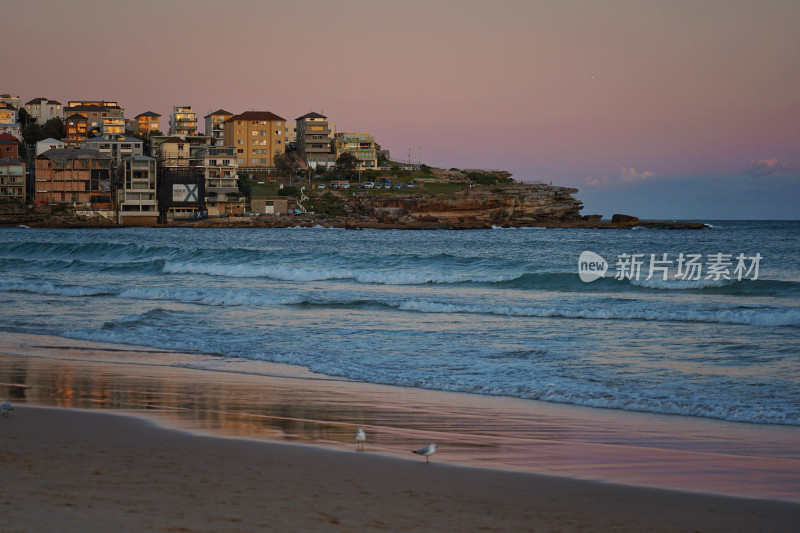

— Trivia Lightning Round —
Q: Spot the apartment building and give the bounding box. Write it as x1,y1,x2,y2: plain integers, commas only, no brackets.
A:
223,111,286,169
64,114,89,143
81,133,144,166
334,132,378,169
196,146,242,216
65,100,125,136
25,98,63,125
0,94,21,109
296,112,336,169
134,111,161,136
34,147,113,208
151,135,213,166
204,110,232,146
117,155,159,225
169,106,197,135
0,157,26,203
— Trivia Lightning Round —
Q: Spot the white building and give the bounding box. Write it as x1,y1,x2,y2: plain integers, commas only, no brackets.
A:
36,138,66,156
25,98,63,125
81,134,144,166
117,155,159,225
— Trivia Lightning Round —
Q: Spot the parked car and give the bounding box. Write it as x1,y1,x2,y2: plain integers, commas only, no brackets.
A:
317,184,326,189
364,182,375,189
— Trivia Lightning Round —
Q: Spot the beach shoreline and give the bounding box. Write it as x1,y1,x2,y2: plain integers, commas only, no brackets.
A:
2,405,799,532
2,331,800,520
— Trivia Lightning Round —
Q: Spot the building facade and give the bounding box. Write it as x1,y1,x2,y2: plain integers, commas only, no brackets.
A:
296,112,335,169
195,146,242,216
35,138,66,156
0,156,25,203
223,111,286,169
81,134,144,166
117,155,159,225
34,147,113,208
65,101,125,136
334,132,378,169
0,94,21,109
25,98,63,125
64,114,89,143
204,110,232,146
134,111,161,136
169,106,197,135
0,133,18,158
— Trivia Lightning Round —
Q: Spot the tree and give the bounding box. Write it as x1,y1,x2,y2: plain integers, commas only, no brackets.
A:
274,152,301,176
335,152,359,174
17,108,30,127
22,124,43,146
42,117,65,140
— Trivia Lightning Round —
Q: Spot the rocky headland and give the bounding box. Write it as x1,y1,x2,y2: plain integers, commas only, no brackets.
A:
0,182,705,230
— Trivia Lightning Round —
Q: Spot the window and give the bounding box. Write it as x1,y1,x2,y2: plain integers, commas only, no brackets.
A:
236,139,243,145
237,158,244,163
260,149,266,154
275,140,281,145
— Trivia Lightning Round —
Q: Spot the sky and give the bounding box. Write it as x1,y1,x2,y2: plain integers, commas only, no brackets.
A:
6,0,799,219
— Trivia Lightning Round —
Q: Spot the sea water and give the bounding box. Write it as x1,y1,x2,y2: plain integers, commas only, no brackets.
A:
1,221,798,426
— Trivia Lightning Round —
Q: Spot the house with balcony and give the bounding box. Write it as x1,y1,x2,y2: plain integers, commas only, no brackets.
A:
334,132,378,169
0,156,26,204
169,106,197,135
195,146,242,216
25,98,63,125
204,110,232,146
0,94,21,109
65,101,125,137
296,112,336,169
134,111,161,136
34,147,113,208
223,111,286,170
64,114,89,143
81,133,144,167
117,155,159,225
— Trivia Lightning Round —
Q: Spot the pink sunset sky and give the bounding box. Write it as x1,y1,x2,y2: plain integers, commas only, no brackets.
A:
6,0,799,218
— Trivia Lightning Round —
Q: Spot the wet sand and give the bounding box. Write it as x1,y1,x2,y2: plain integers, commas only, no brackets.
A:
2,333,800,531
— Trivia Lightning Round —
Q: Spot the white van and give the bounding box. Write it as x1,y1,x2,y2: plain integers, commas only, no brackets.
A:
364,182,375,189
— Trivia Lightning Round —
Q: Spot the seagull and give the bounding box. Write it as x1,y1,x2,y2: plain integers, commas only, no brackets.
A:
355,428,366,451
1,401,13,418
412,443,436,463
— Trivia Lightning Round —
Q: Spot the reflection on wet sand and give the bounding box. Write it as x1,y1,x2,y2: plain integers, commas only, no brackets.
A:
2,332,800,502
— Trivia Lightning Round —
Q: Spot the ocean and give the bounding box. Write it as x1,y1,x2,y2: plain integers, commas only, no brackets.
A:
1,221,798,427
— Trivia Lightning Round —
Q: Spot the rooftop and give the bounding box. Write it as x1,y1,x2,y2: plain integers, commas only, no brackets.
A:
204,109,233,118
37,147,113,160
135,111,161,118
296,112,327,120
228,111,286,123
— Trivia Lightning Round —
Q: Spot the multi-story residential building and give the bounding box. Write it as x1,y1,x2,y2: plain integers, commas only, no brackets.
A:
0,102,21,140
0,94,21,109
195,146,242,216
64,114,89,143
158,165,205,222
334,132,378,169
223,111,286,169
134,111,161,136
0,157,26,203
203,110,232,146
36,138,66,156
81,133,144,166
34,147,113,208
0,133,18,158
117,155,159,226
296,112,336,169
65,100,125,136
0,101,17,126
169,106,197,135
151,135,213,166
25,98,63,125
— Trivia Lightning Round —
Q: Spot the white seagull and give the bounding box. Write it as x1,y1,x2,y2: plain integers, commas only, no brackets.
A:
412,443,436,463
355,428,366,451
1,401,13,418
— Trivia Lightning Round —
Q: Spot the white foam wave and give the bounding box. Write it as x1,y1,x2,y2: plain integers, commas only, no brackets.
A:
0,279,112,297
630,277,732,290
117,286,304,307
162,261,513,285
395,300,800,326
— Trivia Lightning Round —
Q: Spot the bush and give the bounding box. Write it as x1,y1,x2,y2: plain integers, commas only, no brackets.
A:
278,186,302,198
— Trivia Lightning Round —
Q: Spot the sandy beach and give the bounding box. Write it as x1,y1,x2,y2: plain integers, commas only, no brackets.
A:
2,333,800,531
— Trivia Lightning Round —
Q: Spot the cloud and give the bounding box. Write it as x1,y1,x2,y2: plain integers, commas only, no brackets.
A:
745,158,790,177
584,167,656,188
